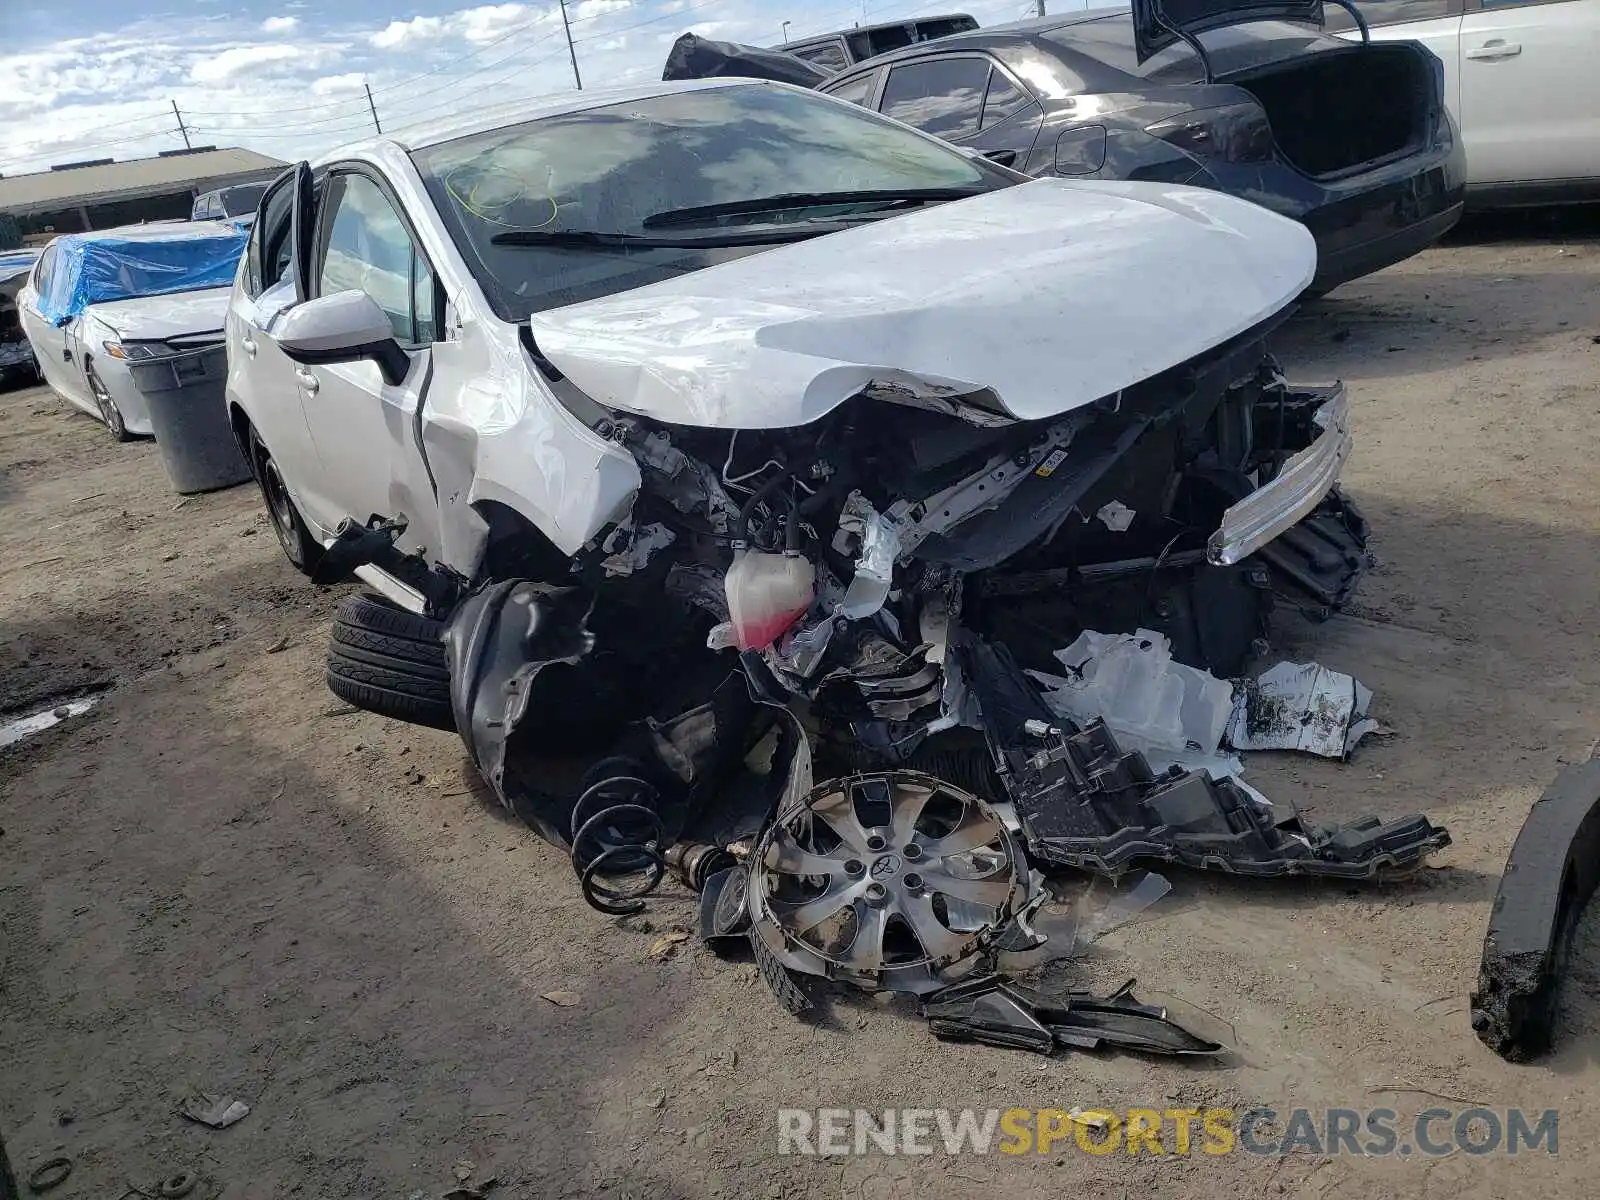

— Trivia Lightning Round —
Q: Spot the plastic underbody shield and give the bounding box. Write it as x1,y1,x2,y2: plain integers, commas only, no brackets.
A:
959,637,1450,881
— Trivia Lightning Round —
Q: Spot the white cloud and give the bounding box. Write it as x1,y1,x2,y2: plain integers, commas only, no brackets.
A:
311,72,367,95
456,3,532,44
370,15,446,49
261,15,299,33
573,0,633,19
190,43,304,84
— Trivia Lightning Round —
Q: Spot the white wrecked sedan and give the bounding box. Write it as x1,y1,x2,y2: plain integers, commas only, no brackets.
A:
18,222,247,441
227,79,1445,916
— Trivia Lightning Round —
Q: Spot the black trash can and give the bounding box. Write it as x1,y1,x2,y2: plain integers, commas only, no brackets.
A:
131,345,252,494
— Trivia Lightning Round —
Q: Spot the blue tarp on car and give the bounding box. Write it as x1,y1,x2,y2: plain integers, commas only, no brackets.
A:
0,250,38,287
35,224,248,326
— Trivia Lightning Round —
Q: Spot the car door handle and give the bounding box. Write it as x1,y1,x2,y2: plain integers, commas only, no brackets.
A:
294,367,319,396
241,333,256,359
1466,40,1522,60
983,149,1019,166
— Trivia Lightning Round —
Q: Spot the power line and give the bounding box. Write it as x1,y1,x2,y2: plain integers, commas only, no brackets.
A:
175,30,563,140
571,0,728,43
179,9,563,119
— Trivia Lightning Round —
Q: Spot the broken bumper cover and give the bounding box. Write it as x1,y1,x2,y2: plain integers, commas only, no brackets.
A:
1208,385,1352,567
1472,760,1600,1061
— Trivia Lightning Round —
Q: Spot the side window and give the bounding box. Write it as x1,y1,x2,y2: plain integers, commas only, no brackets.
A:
792,40,850,71
411,252,438,344
247,176,296,299
980,69,1033,130
1325,0,1456,30
317,172,435,346
822,72,876,107
32,247,55,296
879,58,990,142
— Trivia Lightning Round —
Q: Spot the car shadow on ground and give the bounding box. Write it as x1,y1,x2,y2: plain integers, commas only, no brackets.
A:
0,591,729,1197
1446,204,1600,247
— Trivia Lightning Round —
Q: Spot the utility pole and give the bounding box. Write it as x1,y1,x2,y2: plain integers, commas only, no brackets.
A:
364,82,382,134
170,99,191,150
558,0,583,90
1035,1,1047,15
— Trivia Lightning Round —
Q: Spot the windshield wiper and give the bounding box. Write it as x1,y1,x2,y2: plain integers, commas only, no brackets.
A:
641,188,989,230
489,226,840,249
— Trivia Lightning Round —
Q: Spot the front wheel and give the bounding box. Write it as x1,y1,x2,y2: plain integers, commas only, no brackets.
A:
87,367,133,442
251,430,322,574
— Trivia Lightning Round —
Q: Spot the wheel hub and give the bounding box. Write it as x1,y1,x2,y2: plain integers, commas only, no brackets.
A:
748,771,1034,995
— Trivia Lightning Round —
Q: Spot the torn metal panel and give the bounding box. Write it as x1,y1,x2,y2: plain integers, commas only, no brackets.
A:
836,493,898,619
1226,660,1379,758
600,521,676,577
1472,760,1600,1061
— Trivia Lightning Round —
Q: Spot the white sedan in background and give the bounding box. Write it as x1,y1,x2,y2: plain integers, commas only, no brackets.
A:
1336,0,1600,204
17,222,246,440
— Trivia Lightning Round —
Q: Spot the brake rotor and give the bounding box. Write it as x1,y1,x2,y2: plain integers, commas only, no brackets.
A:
748,771,1032,994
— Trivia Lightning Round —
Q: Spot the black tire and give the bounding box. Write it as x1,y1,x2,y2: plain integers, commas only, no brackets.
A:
250,429,322,575
87,366,134,442
325,592,455,731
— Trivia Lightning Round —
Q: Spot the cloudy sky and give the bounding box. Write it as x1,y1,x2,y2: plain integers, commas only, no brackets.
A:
0,0,1097,175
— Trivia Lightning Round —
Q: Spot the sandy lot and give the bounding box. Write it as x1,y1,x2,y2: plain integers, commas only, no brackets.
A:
4,218,1600,1198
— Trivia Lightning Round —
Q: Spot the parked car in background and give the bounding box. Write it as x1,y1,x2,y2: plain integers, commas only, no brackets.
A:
16,223,247,440
1331,0,1600,206
0,250,42,389
192,181,271,225
819,2,1465,293
779,13,977,72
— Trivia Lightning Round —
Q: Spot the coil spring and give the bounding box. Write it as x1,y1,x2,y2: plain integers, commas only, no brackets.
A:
569,757,665,916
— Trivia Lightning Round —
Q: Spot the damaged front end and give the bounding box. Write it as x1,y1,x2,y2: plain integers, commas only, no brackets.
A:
443,309,1447,1039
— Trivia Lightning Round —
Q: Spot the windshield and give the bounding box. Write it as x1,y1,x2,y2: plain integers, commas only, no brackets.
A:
411,82,1004,321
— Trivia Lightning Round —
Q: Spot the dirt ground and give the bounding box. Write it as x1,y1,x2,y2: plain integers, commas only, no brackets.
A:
6,215,1600,1198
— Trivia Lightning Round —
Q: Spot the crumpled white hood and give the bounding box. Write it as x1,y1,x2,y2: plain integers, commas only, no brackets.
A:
530,178,1316,430
90,286,232,341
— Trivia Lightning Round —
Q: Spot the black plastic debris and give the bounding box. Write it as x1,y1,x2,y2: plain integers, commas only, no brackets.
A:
922,975,1224,1056
1472,759,1600,1061
1011,720,1449,879
960,636,1450,879
662,34,831,87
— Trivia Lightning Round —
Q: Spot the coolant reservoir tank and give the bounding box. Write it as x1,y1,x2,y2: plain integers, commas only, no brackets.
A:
724,549,815,651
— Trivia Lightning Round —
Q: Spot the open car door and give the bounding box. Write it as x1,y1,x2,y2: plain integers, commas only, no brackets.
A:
228,162,330,537
289,160,316,305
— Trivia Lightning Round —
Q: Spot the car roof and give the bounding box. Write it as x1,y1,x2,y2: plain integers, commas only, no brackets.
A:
318,77,752,163
825,7,1127,70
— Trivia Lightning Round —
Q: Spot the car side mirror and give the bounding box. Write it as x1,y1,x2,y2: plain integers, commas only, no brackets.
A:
274,289,409,386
